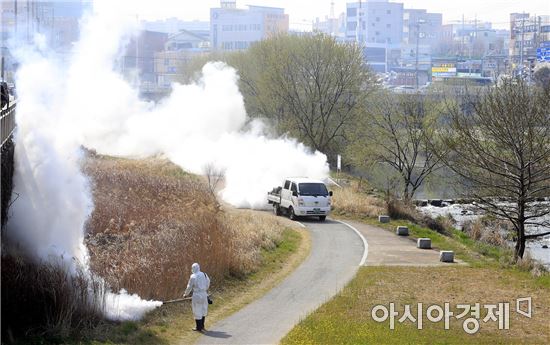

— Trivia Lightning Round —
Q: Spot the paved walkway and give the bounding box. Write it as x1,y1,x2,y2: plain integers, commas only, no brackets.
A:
343,220,464,267
196,219,365,345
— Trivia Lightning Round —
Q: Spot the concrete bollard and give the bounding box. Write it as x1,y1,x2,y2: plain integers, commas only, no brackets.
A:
417,238,432,249
440,251,454,263
378,215,390,223
396,226,409,236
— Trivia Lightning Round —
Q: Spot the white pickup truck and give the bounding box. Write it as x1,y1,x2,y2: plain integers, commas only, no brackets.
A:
267,177,332,221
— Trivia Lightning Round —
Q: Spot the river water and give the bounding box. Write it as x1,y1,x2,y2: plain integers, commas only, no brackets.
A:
417,202,550,268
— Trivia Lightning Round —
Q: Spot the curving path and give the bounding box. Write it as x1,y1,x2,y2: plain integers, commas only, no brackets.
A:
196,218,366,345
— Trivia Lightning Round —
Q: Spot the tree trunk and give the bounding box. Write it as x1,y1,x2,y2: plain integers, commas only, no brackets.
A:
403,184,410,202
515,200,526,260
515,232,526,260
515,222,526,260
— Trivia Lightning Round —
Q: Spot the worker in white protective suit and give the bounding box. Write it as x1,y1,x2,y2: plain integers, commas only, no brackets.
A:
184,263,211,332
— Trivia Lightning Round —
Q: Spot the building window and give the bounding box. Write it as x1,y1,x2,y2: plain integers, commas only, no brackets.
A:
376,17,380,22
164,58,169,66
376,31,380,36
387,23,391,28
347,7,357,17
387,10,391,14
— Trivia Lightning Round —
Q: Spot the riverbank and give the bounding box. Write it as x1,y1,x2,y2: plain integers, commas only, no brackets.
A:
417,202,550,267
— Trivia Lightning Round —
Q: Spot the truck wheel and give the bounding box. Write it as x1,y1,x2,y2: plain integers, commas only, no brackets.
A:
273,204,281,216
319,216,326,221
288,206,296,220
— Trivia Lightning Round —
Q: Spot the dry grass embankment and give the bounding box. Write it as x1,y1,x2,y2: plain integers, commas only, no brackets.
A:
1,255,105,343
331,181,385,218
84,154,290,301
80,153,307,345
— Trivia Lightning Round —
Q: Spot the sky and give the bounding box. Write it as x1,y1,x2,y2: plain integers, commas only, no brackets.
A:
123,0,550,30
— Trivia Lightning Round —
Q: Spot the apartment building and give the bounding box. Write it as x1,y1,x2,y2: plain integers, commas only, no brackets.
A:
210,0,288,51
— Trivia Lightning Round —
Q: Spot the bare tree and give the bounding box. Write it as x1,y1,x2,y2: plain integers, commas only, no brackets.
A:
441,79,550,260
202,163,225,197
349,92,445,201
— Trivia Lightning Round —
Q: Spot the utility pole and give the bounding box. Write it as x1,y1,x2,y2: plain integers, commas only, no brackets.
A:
519,13,525,78
330,1,335,35
14,0,17,38
415,19,425,90
415,22,420,89
461,14,465,60
355,0,362,45
135,14,140,88
26,0,29,43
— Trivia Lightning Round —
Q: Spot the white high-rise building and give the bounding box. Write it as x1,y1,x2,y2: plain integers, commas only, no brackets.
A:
345,0,404,72
210,1,289,51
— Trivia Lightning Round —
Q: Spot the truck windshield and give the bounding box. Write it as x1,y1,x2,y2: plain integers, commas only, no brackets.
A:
298,183,328,196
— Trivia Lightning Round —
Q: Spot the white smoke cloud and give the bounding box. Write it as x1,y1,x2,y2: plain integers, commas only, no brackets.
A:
105,290,163,321
7,0,328,321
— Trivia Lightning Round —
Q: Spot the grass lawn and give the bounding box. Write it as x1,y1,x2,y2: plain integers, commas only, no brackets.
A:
81,227,309,345
281,214,550,345
282,266,550,345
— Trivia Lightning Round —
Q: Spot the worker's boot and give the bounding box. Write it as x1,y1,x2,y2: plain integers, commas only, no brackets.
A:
201,317,206,331
192,319,201,331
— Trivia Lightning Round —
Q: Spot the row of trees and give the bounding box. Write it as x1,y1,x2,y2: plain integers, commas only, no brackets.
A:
181,34,549,260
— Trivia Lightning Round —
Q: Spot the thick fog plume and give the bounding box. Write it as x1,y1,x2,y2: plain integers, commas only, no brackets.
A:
67,3,329,208
6,0,327,321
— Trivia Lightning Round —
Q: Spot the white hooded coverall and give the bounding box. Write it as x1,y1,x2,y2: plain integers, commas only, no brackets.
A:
185,263,210,320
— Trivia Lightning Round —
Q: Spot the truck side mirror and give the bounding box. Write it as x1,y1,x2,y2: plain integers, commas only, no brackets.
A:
292,191,298,197
329,191,333,196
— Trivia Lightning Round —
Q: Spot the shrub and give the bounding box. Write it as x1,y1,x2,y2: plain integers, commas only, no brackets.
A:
332,185,385,218
386,198,417,222
1,254,105,341
462,219,507,247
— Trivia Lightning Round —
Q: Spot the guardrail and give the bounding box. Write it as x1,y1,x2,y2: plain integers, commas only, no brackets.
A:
1,100,16,149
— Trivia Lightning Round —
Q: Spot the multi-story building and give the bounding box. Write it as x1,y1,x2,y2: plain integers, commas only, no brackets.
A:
435,19,509,59
345,0,404,72
313,13,346,39
401,9,442,70
210,0,288,51
154,30,210,88
509,13,550,72
143,18,210,35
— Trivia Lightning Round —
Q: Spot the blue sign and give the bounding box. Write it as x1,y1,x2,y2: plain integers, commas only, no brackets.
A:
537,47,550,62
